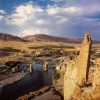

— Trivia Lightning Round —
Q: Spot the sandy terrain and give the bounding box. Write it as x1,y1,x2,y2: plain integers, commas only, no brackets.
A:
0,72,26,88
32,88,63,100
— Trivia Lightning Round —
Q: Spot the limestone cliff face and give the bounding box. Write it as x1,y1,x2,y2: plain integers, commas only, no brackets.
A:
69,59,100,100
93,59,100,90
64,61,78,100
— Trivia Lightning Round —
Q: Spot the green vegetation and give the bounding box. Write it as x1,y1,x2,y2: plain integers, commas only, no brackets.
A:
53,72,60,80
0,52,10,57
0,47,21,53
5,61,21,68
92,55,100,59
0,47,21,57
23,54,31,57
28,45,75,50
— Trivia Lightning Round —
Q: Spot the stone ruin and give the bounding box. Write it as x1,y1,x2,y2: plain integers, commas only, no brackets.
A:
77,33,92,85
93,59,100,90
29,64,33,73
64,33,92,100
43,61,48,71
64,60,78,100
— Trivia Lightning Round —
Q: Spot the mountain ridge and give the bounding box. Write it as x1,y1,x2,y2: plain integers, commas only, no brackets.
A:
0,33,100,44
23,34,100,44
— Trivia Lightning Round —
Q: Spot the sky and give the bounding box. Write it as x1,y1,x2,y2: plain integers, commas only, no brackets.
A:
0,0,100,40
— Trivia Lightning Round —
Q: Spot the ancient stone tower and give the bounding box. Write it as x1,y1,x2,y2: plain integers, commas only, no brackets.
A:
77,33,92,85
64,33,92,100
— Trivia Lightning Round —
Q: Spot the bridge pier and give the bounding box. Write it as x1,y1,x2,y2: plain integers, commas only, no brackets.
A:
29,64,33,73
43,61,48,71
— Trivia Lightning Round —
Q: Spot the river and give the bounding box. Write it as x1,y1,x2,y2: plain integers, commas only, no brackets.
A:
0,60,55,100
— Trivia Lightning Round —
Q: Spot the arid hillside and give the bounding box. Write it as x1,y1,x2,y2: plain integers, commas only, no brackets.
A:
0,33,100,44
0,33,26,42
24,34,100,44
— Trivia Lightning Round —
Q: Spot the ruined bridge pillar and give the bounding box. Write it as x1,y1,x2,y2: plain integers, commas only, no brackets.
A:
29,64,33,73
43,61,48,71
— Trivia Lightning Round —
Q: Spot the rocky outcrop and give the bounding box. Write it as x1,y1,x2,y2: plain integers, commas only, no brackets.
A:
93,59,100,90
17,87,52,100
64,61,78,100
69,60,100,100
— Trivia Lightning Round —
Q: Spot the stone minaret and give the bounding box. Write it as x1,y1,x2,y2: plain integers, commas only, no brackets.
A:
77,33,92,85
64,33,92,100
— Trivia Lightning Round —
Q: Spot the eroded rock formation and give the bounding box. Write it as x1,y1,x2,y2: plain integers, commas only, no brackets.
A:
93,59,100,90
64,61,78,100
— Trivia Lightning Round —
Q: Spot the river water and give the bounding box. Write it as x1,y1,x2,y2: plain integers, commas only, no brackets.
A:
0,60,55,100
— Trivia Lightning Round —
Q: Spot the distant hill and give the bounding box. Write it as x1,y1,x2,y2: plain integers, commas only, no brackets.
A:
0,33,26,42
0,33,100,44
24,34,100,44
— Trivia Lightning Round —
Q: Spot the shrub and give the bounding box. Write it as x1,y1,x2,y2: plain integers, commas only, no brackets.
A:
0,47,21,52
28,45,75,50
0,52,10,57
53,72,60,80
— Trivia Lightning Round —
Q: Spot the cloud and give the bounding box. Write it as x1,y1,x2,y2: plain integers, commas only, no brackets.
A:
0,0,100,40
0,16,3,20
55,16,68,23
35,19,45,25
46,6,80,15
0,10,6,14
7,2,43,25
19,28,51,37
0,10,6,21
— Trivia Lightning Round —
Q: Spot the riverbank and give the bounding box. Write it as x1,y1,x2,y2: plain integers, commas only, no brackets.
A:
0,60,56,100
17,86,63,100
0,72,26,88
